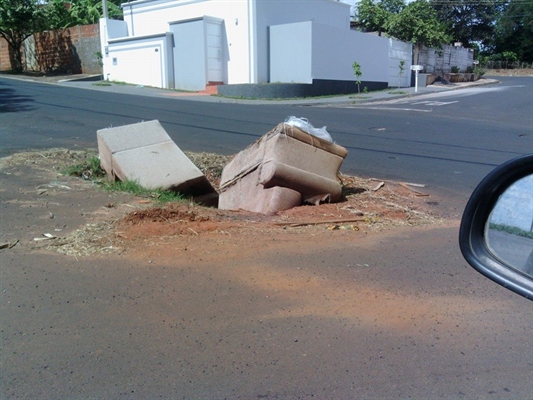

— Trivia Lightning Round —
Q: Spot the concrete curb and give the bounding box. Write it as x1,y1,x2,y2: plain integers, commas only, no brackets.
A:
335,78,502,105
0,72,501,106
58,74,103,83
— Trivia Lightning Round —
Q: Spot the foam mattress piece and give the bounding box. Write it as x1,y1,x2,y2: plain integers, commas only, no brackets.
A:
97,120,171,179
259,159,342,202
219,123,347,213
218,168,302,214
97,120,215,195
220,123,347,187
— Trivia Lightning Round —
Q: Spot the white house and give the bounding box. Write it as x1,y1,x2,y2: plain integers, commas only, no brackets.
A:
99,0,412,92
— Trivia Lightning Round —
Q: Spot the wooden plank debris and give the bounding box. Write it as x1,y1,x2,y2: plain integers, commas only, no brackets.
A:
372,181,385,191
274,217,365,227
398,182,429,196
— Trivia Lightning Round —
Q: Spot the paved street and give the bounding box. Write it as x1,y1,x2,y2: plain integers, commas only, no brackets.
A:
1,75,532,399
1,76,531,201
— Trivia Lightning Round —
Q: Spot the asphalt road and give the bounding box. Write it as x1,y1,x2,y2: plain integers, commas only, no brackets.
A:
1,76,531,201
1,76,532,399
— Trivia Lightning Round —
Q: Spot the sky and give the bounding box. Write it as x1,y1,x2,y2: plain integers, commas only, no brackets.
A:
490,175,533,232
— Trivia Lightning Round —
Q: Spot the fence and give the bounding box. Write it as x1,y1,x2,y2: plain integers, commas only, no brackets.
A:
418,44,474,74
482,60,532,70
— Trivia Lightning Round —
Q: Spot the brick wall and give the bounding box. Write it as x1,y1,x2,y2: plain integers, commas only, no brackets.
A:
0,36,12,71
0,24,101,74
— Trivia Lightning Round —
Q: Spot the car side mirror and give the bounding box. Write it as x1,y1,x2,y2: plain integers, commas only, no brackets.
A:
459,154,533,300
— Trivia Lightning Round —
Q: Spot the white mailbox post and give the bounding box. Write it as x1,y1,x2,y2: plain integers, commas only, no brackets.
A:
411,65,423,92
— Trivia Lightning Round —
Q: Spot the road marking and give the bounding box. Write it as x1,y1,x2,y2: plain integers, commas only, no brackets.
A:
410,100,459,106
358,86,505,106
348,106,432,112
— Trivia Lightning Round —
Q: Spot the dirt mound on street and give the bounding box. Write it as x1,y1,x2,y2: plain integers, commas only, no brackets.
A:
0,149,444,259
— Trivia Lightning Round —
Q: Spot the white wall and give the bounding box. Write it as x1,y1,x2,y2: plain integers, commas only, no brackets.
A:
122,0,253,85
169,19,206,91
120,0,351,84
105,18,129,39
419,44,474,73
269,22,312,83
270,21,391,84
255,0,350,82
448,45,474,72
105,0,407,88
100,18,130,80
388,39,412,87
312,22,389,82
106,33,174,88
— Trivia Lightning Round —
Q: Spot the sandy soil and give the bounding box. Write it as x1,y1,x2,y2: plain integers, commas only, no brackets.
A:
484,68,533,76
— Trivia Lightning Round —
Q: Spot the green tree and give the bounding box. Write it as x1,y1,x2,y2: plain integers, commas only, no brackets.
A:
398,59,405,88
43,0,73,30
430,0,506,49
352,61,362,93
493,0,533,62
0,0,47,71
356,0,405,36
0,0,123,72
386,0,451,64
44,0,123,29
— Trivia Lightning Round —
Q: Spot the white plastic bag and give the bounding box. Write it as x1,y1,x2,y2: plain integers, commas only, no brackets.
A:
284,116,333,143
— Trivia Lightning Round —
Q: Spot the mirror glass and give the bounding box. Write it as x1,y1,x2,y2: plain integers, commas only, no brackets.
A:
486,174,533,277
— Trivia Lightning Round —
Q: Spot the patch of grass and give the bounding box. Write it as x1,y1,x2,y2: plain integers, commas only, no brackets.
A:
61,156,106,178
349,95,372,100
61,150,229,204
489,223,533,239
388,90,408,95
91,80,128,86
214,93,359,101
63,158,185,203
170,88,199,93
102,180,186,203
152,189,187,203
92,80,128,86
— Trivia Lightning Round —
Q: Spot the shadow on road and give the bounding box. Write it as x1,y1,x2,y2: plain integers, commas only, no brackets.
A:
0,82,35,113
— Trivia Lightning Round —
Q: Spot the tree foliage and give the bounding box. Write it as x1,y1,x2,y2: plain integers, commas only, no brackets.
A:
0,0,123,71
356,0,405,36
68,0,122,27
43,0,123,30
0,0,47,71
42,0,73,31
386,0,451,63
356,0,451,63
429,0,506,49
492,0,533,62
352,61,362,93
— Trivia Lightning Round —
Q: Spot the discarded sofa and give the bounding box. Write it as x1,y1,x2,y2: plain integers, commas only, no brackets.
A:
97,120,215,197
218,123,348,214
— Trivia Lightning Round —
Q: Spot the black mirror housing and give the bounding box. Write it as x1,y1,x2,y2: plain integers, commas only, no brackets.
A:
459,154,533,300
